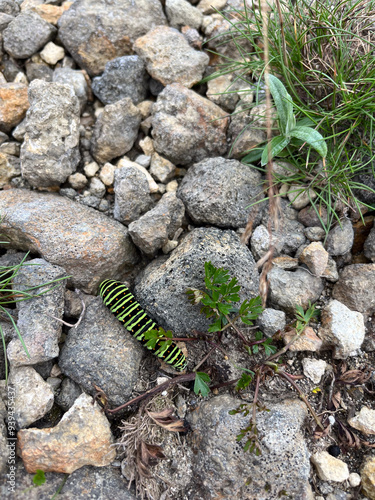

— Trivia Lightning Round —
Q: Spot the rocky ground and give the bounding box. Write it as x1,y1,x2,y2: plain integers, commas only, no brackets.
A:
0,0,374,499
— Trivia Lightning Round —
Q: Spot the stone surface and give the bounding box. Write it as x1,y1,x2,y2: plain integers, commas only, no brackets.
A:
3,11,56,59
299,241,329,277
68,172,87,190
287,184,317,210
17,393,116,473
325,218,354,256
302,358,327,384
58,0,167,76
0,152,20,187
40,41,65,65
32,3,71,25
283,326,323,352
177,157,263,228
55,378,82,412
361,456,375,500
348,406,375,435
134,228,260,334
92,56,149,105
118,157,158,193
257,308,286,337
0,189,138,293
318,299,365,359
52,68,88,111
0,83,29,133
6,258,66,366
113,164,153,224
20,80,80,188
59,297,143,406
332,263,375,317
150,152,176,183
165,0,203,30
187,395,312,499
198,0,227,14
152,83,228,165
206,73,248,112
128,192,184,255
304,226,326,242
311,451,349,482
26,61,53,82
364,225,375,262
298,205,328,228
8,366,54,429
268,267,324,313
134,26,208,88
90,97,141,164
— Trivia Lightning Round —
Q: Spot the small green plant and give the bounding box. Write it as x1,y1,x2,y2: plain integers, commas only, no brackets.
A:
244,74,327,166
144,327,173,354
32,470,46,487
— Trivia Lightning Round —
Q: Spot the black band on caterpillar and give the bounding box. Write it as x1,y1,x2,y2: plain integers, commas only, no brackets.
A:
99,279,187,371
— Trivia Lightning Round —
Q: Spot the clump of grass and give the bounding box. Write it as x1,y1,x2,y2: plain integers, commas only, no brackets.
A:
206,0,375,232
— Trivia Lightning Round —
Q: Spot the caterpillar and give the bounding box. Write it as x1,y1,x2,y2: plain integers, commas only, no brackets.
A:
99,279,187,371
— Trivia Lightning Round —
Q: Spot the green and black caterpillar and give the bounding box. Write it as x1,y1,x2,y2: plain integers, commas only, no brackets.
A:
99,279,187,371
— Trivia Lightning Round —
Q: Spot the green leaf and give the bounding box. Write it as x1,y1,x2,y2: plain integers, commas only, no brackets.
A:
208,318,223,333
268,74,295,134
194,372,211,397
289,126,327,158
242,145,265,164
236,372,254,391
261,135,290,166
33,470,46,486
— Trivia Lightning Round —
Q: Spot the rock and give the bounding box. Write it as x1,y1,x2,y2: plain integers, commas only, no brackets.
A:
325,218,354,256
149,152,176,183
186,395,312,499
59,298,143,406
113,164,153,224
257,308,286,337
0,152,20,187
298,205,328,228
299,241,329,277
348,472,361,488
84,161,100,178
90,97,141,164
302,358,327,384
52,68,88,111
152,83,228,165
304,226,326,242
283,326,323,352
134,26,208,88
55,378,82,412
135,154,151,168
206,73,249,112
348,407,375,435
251,224,274,260
20,80,80,188
91,56,149,105
6,259,66,366
318,299,365,359
40,41,64,65
287,184,317,210
177,157,263,228
8,366,54,429
364,225,375,261
0,83,29,133
197,0,227,14
311,451,349,482
32,3,71,25
0,0,19,16
0,190,138,293
361,456,375,500
332,263,375,317
89,177,106,198
99,162,115,186
165,0,203,30
26,61,53,82
272,255,299,270
17,393,116,473
134,228,260,334
128,192,185,255
322,256,339,282
58,0,167,76
3,11,56,59
118,157,158,193
68,172,87,190
268,267,324,313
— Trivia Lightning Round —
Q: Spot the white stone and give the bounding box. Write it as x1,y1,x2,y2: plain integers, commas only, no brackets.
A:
84,161,99,178
40,42,65,65
348,472,361,487
348,406,375,435
302,358,327,384
118,157,158,193
166,180,178,192
287,184,317,210
68,172,88,190
9,366,54,429
99,162,116,186
311,451,349,482
318,299,365,359
197,0,227,14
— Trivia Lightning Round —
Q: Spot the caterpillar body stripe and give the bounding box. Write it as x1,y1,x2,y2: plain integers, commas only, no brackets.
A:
99,279,187,371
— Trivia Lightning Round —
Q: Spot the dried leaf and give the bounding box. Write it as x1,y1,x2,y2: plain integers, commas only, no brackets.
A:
136,441,166,478
147,408,187,433
337,368,372,385
337,420,361,449
331,391,341,410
